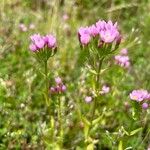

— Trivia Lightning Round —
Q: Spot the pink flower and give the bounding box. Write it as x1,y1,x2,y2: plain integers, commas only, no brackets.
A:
88,25,99,37
142,103,149,109
96,20,106,31
78,27,89,36
80,34,91,45
55,77,62,84
30,34,45,49
115,55,130,68
44,34,56,48
85,96,92,103
19,23,27,32
100,28,119,43
63,14,69,21
61,85,66,92
129,90,149,102
120,48,128,55
100,85,110,94
29,43,38,52
50,77,66,94
29,24,35,30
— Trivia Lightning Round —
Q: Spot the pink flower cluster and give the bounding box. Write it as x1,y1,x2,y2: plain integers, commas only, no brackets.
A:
130,89,150,109
115,48,130,68
78,20,121,46
19,23,35,32
50,77,66,94
29,34,57,52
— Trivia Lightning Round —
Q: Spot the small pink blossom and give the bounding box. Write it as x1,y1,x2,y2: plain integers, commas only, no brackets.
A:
80,34,91,45
115,55,130,68
29,24,35,30
50,77,66,95
19,23,27,32
120,48,128,55
100,85,110,94
85,96,92,103
44,34,56,48
30,34,45,49
88,25,99,37
129,89,149,102
29,43,37,52
142,103,149,109
55,77,62,84
63,14,69,21
61,85,67,92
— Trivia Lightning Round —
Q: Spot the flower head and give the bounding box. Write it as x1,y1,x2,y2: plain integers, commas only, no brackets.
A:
100,85,110,94
142,103,149,109
80,34,91,45
50,77,66,95
129,89,149,102
19,23,27,32
115,55,130,68
44,34,56,48
85,96,92,103
30,34,45,49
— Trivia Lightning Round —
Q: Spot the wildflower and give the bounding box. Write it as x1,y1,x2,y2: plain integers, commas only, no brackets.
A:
78,20,121,47
100,85,110,94
50,77,66,95
129,89,149,102
29,33,57,52
80,34,91,45
85,96,92,103
44,34,56,49
115,55,130,68
55,77,62,85
61,85,66,92
100,28,119,43
19,23,27,32
29,43,38,52
88,25,99,37
142,103,149,109
30,34,45,49
29,24,35,30
120,48,128,55
63,14,69,21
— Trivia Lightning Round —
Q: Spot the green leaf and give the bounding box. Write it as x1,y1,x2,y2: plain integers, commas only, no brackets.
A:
118,140,123,150
88,69,98,75
92,114,103,125
130,127,142,136
87,143,94,150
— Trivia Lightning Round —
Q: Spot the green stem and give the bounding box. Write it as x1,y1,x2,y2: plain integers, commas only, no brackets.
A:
57,96,63,147
91,57,104,122
44,60,49,106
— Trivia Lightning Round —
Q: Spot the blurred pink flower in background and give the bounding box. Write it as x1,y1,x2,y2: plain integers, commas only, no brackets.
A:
50,77,66,94
55,77,62,84
29,23,35,30
130,89,149,102
19,23,27,32
100,85,110,94
85,96,92,103
142,102,149,109
63,14,69,21
129,89,150,109
115,55,130,68
120,48,128,55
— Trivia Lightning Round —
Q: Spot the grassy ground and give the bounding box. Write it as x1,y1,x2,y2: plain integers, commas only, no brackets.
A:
0,0,150,149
